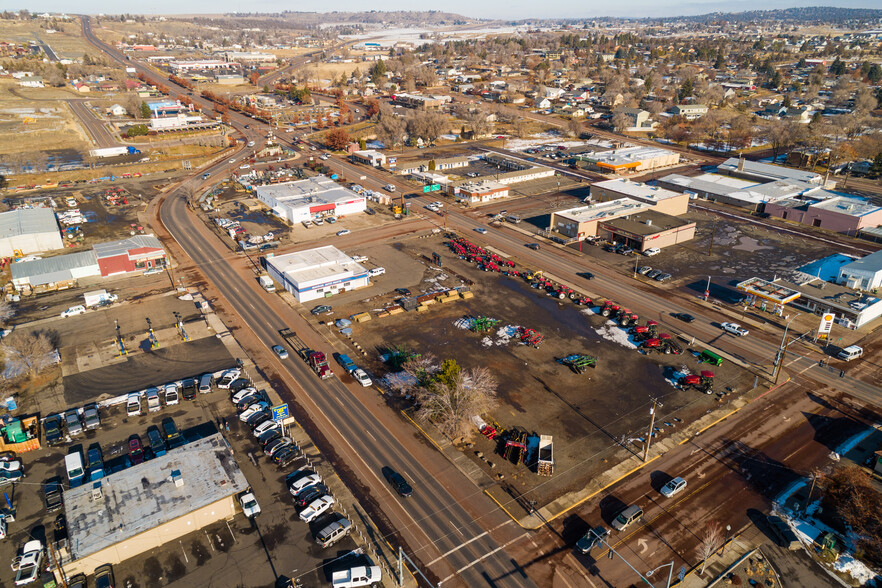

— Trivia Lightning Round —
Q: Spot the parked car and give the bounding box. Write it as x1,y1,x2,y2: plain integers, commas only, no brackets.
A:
238,393,265,413
232,387,258,405
161,417,185,450
721,322,749,337
646,269,663,279
474,227,488,234
229,378,251,393
43,478,63,513
14,540,43,586
352,369,372,388
293,483,330,507
43,414,64,446
239,491,261,518
643,247,661,257
146,388,162,412
575,526,609,554
126,393,141,417
660,477,687,498
265,438,295,457
654,273,672,282
82,403,100,430
611,505,643,531
253,420,280,438
272,345,289,360
383,467,413,497
164,383,180,406
637,266,653,275
61,305,86,318
336,229,351,236
258,427,282,447
129,435,145,465
216,370,241,389
87,445,104,481
240,402,270,422
146,427,166,458
288,470,322,495
64,409,83,437
526,243,541,250
198,373,214,394
395,288,412,297
767,515,800,550
299,495,335,522
315,515,353,548
311,305,333,316
673,312,695,323
368,267,385,277
181,378,198,401
0,468,23,487
94,564,115,588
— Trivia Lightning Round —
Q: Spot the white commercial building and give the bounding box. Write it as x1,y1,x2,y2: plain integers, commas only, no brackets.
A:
265,246,370,303
254,176,366,223
838,250,882,291
0,208,63,257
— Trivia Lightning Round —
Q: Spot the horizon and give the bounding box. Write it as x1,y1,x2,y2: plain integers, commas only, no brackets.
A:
5,1,882,21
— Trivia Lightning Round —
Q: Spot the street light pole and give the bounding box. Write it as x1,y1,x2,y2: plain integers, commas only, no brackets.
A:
646,561,675,588
721,524,732,556
643,398,658,462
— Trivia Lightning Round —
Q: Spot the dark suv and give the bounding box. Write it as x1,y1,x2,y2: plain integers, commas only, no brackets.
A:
181,378,198,400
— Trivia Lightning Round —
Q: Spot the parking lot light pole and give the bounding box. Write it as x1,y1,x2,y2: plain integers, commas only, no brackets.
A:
643,398,658,462
721,524,732,556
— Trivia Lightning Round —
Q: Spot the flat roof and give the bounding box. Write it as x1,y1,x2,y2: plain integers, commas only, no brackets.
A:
592,178,683,201
725,179,816,205
267,245,367,287
841,250,882,274
736,277,801,304
254,176,361,207
577,146,677,167
600,210,694,235
659,173,759,195
810,195,882,217
555,198,649,223
65,433,248,560
718,157,822,183
773,278,882,314
0,207,58,239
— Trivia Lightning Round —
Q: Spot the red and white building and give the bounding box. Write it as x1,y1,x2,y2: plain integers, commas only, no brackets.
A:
253,176,366,224
93,235,166,276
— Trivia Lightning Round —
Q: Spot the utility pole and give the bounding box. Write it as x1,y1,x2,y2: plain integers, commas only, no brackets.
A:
772,313,800,383
803,471,818,513
704,275,711,301
643,398,658,462
707,219,717,257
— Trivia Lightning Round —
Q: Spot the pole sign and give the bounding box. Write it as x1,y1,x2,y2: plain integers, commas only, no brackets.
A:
819,312,835,335
271,403,289,422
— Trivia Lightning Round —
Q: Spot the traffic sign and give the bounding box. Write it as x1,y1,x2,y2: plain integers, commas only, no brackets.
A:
271,403,289,422
423,184,441,193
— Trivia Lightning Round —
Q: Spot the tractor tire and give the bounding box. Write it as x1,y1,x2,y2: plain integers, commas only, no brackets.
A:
601,309,610,317
557,293,565,299
664,348,671,354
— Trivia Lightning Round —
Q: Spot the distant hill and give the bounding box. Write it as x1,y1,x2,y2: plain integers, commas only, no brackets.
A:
663,6,882,24
222,10,475,26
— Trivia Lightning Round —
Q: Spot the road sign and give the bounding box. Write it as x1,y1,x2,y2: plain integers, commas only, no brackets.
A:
423,184,441,193
271,403,289,422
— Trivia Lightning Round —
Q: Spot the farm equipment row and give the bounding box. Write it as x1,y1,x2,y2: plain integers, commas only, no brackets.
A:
557,354,597,374
478,421,554,476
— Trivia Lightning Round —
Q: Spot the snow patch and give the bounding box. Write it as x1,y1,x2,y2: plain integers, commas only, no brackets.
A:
594,320,637,349
834,554,880,585
774,479,807,510
580,307,596,316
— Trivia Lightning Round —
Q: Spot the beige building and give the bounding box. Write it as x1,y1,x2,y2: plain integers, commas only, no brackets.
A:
62,434,249,576
454,180,510,203
590,178,690,216
575,146,680,173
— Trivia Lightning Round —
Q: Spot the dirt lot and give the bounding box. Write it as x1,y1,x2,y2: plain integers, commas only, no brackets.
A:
0,81,91,159
318,234,757,506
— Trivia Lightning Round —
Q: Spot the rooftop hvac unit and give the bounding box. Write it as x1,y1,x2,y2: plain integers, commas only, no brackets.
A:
645,219,652,226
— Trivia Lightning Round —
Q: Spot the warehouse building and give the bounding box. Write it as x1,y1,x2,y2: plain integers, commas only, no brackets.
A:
0,208,63,257
590,178,689,216
549,197,696,252
717,157,827,186
837,250,882,291
94,235,166,276
574,146,680,173
390,93,451,109
63,434,249,576
265,246,369,303
254,176,366,224
763,192,882,235
10,235,166,289
350,150,387,167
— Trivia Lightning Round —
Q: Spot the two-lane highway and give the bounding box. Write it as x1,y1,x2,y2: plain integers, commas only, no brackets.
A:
159,191,536,587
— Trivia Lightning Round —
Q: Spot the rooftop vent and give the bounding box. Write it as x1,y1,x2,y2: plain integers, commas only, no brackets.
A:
171,469,184,487
91,481,103,500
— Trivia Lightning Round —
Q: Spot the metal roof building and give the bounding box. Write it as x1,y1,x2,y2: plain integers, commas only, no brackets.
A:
10,250,100,287
265,245,370,303
64,434,249,575
254,176,366,224
0,208,63,257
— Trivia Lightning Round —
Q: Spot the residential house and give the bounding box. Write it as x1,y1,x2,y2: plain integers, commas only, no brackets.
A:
18,75,44,88
106,104,127,116
670,104,708,120
613,107,657,131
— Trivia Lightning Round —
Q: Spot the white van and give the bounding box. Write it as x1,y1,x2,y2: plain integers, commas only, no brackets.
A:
65,451,85,487
146,388,161,412
199,373,213,394
837,345,863,361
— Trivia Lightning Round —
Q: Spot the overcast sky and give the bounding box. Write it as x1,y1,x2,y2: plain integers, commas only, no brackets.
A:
8,0,880,20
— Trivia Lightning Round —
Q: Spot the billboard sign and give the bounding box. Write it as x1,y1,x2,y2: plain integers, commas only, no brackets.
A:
819,312,835,335
271,403,289,422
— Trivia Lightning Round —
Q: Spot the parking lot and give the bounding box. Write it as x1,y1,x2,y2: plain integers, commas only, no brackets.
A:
306,232,757,506
3,358,392,588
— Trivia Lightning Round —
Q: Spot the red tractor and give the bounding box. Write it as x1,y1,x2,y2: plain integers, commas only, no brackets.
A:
645,320,659,337
518,327,544,348
573,295,592,306
618,309,638,327
679,371,715,394
600,301,620,317
552,285,573,300
640,338,663,353
658,333,682,355
631,325,650,341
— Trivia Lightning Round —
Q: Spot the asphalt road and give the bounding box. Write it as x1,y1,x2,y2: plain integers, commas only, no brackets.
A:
66,98,121,148
159,191,536,588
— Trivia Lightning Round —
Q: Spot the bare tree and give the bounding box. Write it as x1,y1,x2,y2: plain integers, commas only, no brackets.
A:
695,521,723,575
512,118,528,138
375,105,407,148
0,300,14,325
415,364,498,441
0,330,55,379
611,111,630,133
402,353,439,387
566,118,583,138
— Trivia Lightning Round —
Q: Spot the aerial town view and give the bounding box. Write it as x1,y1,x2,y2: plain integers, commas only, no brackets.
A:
1,1,882,587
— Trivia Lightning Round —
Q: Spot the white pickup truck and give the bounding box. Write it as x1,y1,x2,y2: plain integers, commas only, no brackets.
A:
331,565,381,588
14,540,43,586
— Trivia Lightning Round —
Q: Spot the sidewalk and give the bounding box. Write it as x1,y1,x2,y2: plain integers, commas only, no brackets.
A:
674,525,779,588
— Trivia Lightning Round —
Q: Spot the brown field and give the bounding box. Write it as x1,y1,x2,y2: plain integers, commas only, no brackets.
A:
0,81,91,157
0,17,94,60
